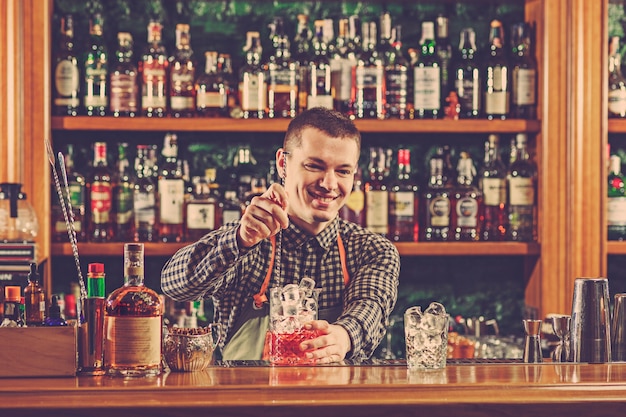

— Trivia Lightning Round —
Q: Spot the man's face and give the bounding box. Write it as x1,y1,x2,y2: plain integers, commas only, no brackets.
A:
278,128,359,234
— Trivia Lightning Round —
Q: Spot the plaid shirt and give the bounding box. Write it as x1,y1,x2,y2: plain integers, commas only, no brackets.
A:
161,217,400,360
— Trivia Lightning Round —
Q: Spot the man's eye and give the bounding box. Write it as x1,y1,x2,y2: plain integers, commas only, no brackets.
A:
338,170,352,176
305,164,322,171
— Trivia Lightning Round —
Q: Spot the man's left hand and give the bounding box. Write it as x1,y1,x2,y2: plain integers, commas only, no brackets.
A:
300,320,351,364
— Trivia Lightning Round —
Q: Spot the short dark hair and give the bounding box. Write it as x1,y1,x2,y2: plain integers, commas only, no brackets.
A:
283,107,361,153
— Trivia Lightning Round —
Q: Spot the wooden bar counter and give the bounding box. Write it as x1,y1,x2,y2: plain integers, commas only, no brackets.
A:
1,362,626,416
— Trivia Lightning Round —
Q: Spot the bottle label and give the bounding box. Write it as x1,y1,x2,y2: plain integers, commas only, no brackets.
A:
482,178,506,206
197,91,226,109
307,95,334,109
428,196,450,227
485,91,509,114
413,66,441,110
55,59,80,98
455,197,479,227
455,78,480,112
513,68,536,106
509,177,535,205
345,190,365,214
104,316,162,368
69,182,85,208
331,57,355,101
142,66,167,109
115,184,134,224
608,197,626,226
240,73,267,111
158,179,184,224
84,67,108,107
91,181,112,224
269,68,297,87
170,96,194,111
134,191,156,224
389,191,415,217
110,73,138,111
186,203,216,230
609,89,626,115
223,209,242,224
365,190,388,234
386,69,408,108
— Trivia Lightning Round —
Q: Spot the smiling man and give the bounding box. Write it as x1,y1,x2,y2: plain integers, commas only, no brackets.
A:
161,107,400,363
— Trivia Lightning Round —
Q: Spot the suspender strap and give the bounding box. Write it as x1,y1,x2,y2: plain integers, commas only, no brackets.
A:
337,233,349,286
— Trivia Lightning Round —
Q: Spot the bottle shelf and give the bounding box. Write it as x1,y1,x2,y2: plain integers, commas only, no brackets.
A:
51,241,540,257
51,116,541,134
607,241,626,255
609,119,626,133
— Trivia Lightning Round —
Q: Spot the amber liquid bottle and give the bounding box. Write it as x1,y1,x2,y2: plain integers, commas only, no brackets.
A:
109,32,138,117
185,168,222,241
365,147,389,237
422,147,451,241
89,142,114,242
158,133,184,242
267,17,299,118
169,24,196,118
140,20,168,117
479,135,508,240
104,243,163,377
451,152,482,241
239,32,267,119
510,22,538,119
339,167,365,227
389,149,419,242
24,263,45,326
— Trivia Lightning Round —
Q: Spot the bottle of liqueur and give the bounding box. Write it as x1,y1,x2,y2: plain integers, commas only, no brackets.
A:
267,18,299,118
113,143,134,242
158,133,184,242
507,134,537,241
306,20,333,110
133,145,158,242
3,286,24,326
452,152,482,241
331,16,360,115
88,262,106,298
422,147,452,241
109,32,138,117
413,21,441,119
365,147,389,237
352,21,386,119
339,167,365,227
24,263,45,326
382,13,409,119
140,20,168,118
169,23,196,118
89,141,114,242
196,51,229,117
239,31,267,119
185,168,222,241
104,243,163,377
510,22,538,119
436,15,454,106
484,20,510,120
479,134,508,241
53,14,80,116
52,144,87,242
609,36,626,118
608,153,626,240
293,14,312,112
389,148,419,242
83,13,108,116
454,28,481,118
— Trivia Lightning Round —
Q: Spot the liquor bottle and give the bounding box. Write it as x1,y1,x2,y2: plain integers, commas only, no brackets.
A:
365,147,389,237
82,13,108,116
218,53,238,112
479,135,508,241
484,20,510,120
453,28,481,118
293,14,312,112
113,143,134,242
169,24,196,118
233,145,256,202
43,295,68,326
452,152,482,241
507,134,537,241
239,31,267,119
609,36,626,118
109,32,138,117
331,16,360,115
140,20,168,118
133,145,158,242
383,15,409,119
389,149,419,242
89,141,114,242
52,144,87,242
88,262,106,298
3,286,23,326
222,190,244,225
413,21,441,119
436,15,453,106
339,167,365,226
608,154,626,240
351,21,385,119
24,263,45,326
510,22,538,119
307,20,333,109
196,51,229,117
267,18,299,118
104,243,163,377
158,133,184,242
52,14,80,116
422,147,452,241
185,168,222,241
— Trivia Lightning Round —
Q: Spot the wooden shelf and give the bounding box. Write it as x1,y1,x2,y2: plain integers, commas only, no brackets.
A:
51,241,540,257
51,116,541,134
609,119,626,133
607,241,626,255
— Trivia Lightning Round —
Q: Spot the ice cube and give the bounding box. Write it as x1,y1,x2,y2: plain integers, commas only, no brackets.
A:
424,302,446,316
299,277,316,291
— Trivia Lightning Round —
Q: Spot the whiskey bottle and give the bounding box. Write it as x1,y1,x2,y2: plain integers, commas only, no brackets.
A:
140,20,168,118
89,141,114,242
452,152,482,241
218,53,238,112
169,24,196,118
453,28,481,118
609,36,626,118
436,15,453,106
422,147,452,241
267,18,299,118
222,190,244,225
365,147,389,237
306,20,334,110
196,51,229,117
479,135,508,240
484,20,510,120
352,21,385,119
104,243,163,377
413,21,441,119
239,32,267,119
608,154,626,240
53,14,80,116
185,169,222,241
133,145,158,242
158,133,184,242
109,32,138,117
339,167,365,227
331,16,360,115
24,263,45,326
510,23,538,119
389,148,419,242
82,13,108,116
507,134,536,241
113,143,134,242
382,15,409,119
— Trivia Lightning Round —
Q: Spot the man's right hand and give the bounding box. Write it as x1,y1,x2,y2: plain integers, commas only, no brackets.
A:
237,183,289,248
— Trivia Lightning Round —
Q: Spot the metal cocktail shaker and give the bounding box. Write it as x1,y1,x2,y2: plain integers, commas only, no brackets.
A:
611,293,626,361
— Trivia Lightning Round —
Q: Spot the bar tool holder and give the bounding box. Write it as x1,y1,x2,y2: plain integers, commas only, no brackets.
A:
523,319,543,363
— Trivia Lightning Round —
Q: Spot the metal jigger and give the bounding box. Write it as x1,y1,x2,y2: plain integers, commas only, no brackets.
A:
523,319,543,363
551,315,571,362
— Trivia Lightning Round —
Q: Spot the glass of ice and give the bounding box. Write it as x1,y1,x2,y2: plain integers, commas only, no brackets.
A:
268,279,321,366
404,302,449,371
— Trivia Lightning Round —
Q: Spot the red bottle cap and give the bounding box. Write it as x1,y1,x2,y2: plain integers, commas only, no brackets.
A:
4,286,21,302
88,263,105,274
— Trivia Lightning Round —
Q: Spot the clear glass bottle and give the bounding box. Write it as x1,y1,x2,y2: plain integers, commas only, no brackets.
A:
365,147,389,237
196,51,229,117
609,36,626,118
133,145,158,242
454,28,481,118
88,141,113,242
158,133,184,242
53,14,80,116
185,168,222,241
422,147,452,241
267,17,299,118
104,243,163,377
109,32,138,117
389,148,419,242
24,263,45,326
484,20,510,120
113,142,134,242
413,21,441,119
82,13,108,116
479,134,508,241
169,23,196,118
511,22,538,119
608,153,626,240
140,20,168,118
507,134,537,241
239,31,267,119
452,152,482,241
307,20,333,109
351,21,385,119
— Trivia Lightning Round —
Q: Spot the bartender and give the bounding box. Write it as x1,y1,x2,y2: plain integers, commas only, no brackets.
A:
161,108,400,363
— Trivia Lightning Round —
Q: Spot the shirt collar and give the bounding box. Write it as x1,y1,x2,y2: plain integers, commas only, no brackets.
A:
281,217,340,251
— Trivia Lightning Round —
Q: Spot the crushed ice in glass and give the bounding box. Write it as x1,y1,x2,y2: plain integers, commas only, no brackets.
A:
404,302,448,370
